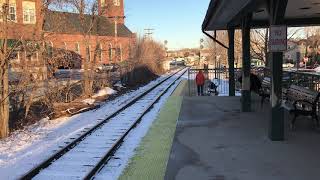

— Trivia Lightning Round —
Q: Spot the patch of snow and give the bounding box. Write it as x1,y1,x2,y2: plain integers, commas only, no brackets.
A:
114,82,125,88
94,74,184,180
92,87,117,98
82,98,96,105
0,70,177,180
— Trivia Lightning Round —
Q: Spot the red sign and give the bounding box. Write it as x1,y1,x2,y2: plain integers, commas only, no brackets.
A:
269,26,287,52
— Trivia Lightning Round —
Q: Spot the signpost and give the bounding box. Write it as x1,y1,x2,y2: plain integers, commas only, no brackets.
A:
269,26,287,52
268,25,287,141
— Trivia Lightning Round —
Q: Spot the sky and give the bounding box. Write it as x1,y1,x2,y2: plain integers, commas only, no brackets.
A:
124,0,211,50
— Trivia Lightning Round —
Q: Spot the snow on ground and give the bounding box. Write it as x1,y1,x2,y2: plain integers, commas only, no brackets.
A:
92,87,117,98
82,98,96,105
95,74,185,180
0,72,173,180
209,78,241,96
82,87,117,105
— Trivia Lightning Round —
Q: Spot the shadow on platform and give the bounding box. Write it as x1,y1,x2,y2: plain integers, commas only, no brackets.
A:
165,95,320,180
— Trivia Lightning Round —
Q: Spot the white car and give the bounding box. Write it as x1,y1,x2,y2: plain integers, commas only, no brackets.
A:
283,63,294,68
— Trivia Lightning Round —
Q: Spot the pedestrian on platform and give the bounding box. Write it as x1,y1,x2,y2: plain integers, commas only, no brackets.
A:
196,70,205,96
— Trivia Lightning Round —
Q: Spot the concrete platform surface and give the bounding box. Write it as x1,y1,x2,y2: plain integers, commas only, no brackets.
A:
165,96,320,180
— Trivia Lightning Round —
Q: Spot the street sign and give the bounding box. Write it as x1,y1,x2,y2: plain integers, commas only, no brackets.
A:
269,25,287,52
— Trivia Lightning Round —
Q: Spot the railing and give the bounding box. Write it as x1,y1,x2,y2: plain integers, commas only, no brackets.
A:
259,68,320,91
188,67,320,97
286,71,320,91
187,68,241,96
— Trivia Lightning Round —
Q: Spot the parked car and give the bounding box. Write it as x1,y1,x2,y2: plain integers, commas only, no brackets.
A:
96,63,119,73
170,59,185,66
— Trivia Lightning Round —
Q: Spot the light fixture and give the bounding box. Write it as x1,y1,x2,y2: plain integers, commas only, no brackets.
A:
255,9,264,13
299,7,311,10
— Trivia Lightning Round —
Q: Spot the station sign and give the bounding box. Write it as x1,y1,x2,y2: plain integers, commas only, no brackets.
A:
269,25,287,52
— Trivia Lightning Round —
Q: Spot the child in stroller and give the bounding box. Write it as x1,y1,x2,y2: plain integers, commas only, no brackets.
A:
208,79,219,96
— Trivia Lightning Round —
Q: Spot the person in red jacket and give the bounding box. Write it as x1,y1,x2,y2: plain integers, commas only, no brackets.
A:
195,70,205,96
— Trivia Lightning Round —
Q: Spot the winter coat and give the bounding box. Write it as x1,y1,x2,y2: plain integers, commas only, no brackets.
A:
196,72,205,85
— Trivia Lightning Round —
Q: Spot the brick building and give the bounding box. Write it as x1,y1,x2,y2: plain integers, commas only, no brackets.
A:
1,0,135,67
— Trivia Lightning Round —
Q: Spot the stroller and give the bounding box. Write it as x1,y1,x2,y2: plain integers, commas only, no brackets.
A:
207,79,219,96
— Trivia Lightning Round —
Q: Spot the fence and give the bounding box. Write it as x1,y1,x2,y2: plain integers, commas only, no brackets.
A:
260,68,320,91
187,68,242,96
188,67,320,97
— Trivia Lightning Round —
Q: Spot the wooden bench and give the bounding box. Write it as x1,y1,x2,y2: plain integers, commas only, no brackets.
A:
283,85,320,129
259,77,271,106
259,77,288,107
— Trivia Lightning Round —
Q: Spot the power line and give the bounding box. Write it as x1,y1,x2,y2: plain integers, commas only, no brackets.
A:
144,28,155,40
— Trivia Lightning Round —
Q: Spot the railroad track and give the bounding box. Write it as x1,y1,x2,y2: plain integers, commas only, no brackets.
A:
21,68,187,180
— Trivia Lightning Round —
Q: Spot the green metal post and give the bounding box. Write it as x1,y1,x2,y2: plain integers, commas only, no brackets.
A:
228,28,235,96
241,14,252,112
268,0,288,141
269,52,284,140
188,69,191,96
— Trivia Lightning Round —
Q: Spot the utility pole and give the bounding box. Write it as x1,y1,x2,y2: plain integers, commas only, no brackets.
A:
144,28,155,40
164,40,168,57
200,38,204,68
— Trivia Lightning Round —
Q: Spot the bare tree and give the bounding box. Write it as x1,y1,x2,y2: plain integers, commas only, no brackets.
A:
63,0,115,97
204,30,242,67
250,28,303,67
0,0,11,138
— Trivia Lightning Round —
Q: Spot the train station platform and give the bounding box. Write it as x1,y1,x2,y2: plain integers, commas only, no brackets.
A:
165,95,320,180
120,80,320,180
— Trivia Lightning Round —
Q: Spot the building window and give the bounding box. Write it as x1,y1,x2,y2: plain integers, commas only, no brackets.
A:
119,44,123,61
46,42,53,58
101,0,106,7
75,43,80,54
99,44,103,62
116,45,121,61
8,5,16,21
113,0,120,6
23,9,35,24
23,1,36,24
109,44,113,62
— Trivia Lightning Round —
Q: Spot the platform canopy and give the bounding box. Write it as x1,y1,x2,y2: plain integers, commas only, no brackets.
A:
202,0,320,31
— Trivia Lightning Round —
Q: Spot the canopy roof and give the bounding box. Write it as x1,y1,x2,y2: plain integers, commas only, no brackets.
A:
203,0,320,31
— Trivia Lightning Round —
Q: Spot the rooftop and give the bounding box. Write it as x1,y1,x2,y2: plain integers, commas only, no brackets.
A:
44,11,133,38
203,0,320,31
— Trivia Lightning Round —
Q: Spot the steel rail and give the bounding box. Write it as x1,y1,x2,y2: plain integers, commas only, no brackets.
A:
85,68,187,180
20,68,186,180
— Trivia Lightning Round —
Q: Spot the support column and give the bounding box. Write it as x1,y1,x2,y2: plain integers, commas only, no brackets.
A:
269,52,284,140
268,0,288,141
241,14,252,112
228,28,235,96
